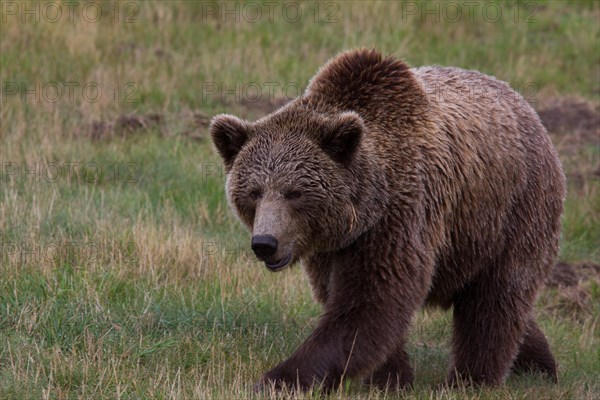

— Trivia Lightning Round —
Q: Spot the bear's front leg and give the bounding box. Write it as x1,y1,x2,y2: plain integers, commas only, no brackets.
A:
256,333,345,391
366,344,414,390
256,242,431,392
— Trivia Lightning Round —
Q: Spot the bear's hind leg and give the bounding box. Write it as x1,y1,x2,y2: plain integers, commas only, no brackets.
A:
448,272,536,386
512,319,557,382
366,344,414,390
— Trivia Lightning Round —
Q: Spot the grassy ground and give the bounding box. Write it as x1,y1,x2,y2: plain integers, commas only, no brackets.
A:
1,1,599,399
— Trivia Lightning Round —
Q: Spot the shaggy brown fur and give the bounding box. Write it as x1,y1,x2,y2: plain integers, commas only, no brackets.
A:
209,49,565,391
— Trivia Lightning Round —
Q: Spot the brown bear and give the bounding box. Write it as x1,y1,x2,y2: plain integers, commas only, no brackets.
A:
209,49,565,391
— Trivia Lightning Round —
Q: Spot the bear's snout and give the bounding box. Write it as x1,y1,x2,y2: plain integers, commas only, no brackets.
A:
251,234,278,260
251,202,296,270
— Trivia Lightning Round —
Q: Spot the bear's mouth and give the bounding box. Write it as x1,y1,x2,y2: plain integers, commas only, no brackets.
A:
265,253,292,272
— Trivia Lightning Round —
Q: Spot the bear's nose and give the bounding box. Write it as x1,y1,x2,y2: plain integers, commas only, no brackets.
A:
251,235,278,260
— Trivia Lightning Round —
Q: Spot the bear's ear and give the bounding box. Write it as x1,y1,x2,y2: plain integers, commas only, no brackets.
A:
209,114,251,169
320,112,364,166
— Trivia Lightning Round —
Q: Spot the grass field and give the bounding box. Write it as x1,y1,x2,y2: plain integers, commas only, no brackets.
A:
1,1,599,399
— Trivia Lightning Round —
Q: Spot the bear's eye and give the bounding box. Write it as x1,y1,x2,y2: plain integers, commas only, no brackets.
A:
249,189,262,201
284,190,302,200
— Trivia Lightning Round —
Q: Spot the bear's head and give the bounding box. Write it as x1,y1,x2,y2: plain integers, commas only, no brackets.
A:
210,106,388,271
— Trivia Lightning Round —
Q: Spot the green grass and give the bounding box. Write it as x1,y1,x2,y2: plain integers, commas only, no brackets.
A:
1,1,599,399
